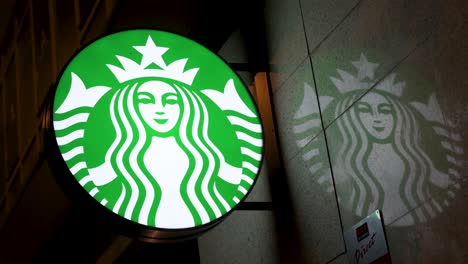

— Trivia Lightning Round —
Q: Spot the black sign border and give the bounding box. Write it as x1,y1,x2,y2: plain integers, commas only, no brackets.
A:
45,28,266,242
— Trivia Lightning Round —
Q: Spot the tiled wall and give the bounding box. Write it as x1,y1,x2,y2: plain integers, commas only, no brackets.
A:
1,0,467,263
267,0,468,263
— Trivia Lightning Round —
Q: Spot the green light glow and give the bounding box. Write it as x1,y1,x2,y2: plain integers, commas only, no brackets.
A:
53,30,263,229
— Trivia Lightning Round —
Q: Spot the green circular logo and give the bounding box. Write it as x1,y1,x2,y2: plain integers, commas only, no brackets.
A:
52,30,263,230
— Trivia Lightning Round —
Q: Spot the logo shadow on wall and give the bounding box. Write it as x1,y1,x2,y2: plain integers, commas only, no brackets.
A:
294,53,464,227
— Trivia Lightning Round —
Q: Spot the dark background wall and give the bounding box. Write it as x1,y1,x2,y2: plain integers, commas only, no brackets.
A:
0,0,468,263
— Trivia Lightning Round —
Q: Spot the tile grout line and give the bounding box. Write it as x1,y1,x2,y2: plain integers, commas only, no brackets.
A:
326,251,347,264
307,0,365,57
294,0,439,260
322,30,435,133
298,0,348,254
272,0,364,96
385,173,465,227
270,56,309,96
280,0,365,164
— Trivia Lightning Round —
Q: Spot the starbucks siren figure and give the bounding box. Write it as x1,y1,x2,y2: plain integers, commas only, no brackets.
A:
54,35,262,228
293,53,463,226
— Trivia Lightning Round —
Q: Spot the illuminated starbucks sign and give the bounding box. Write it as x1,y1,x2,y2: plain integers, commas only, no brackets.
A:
49,29,263,240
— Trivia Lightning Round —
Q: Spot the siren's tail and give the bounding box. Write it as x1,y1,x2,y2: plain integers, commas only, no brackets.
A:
53,72,111,205
225,112,263,203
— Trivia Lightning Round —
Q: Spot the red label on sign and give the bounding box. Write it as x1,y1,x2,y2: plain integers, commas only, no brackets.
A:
356,222,369,242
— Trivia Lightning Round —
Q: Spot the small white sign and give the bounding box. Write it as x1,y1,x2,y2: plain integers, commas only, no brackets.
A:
344,210,392,264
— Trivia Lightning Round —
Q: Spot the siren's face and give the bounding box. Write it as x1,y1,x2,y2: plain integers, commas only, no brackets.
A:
356,92,395,141
137,80,181,134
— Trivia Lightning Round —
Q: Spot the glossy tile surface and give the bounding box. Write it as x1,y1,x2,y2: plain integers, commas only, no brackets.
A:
198,211,279,264
312,0,442,127
273,58,323,161
283,132,345,263
265,0,308,93
386,180,468,263
328,254,349,264
326,35,464,232
300,0,360,51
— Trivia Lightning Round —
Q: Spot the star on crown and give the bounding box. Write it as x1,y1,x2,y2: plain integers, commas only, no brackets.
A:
106,36,199,85
330,53,405,97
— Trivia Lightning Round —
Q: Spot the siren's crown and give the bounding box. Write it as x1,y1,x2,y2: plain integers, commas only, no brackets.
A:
106,35,199,85
330,53,405,97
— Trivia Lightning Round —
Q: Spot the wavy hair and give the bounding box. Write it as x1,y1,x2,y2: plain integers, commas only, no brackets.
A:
332,91,442,224
105,79,227,227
